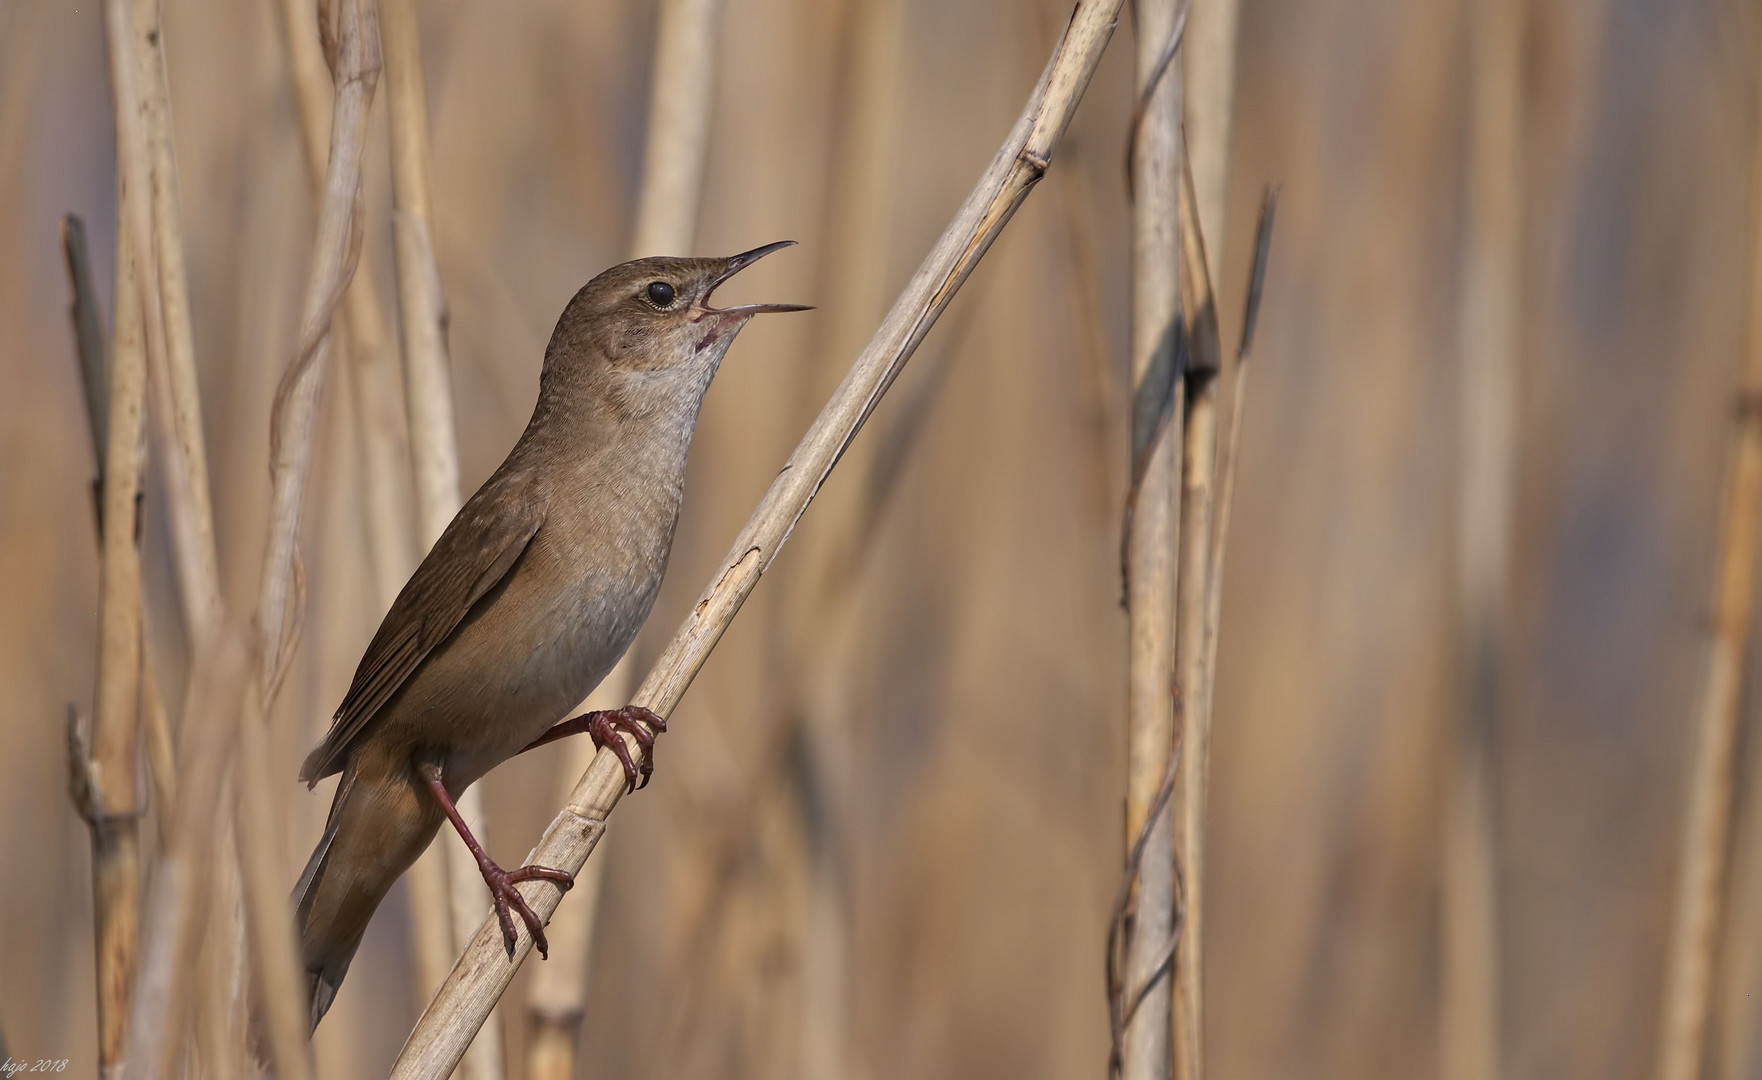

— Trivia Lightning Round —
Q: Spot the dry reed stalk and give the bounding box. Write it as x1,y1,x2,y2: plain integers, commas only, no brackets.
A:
1202,188,1274,724
1118,2,1185,1078
381,2,507,1075
272,0,448,1014
195,821,249,1080
139,656,177,847
275,0,416,605
238,2,381,1076
60,215,109,511
1187,11,1246,630
521,678,618,1080
628,0,725,258
522,3,726,1076
1177,198,1274,1076
1446,1,1521,1077
129,0,223,646
382,7,515,1076
126,0,219,886
121,11,260,1071
405,826,462,1015
236,677,313,1080
642,270,981,1064
122,634,247,1080
642,306,979,1080
62,214,179,841
1718,652,1762,1078
384,0,461,543
1169,3,1240,1065
83,2,161,1067
80,272,147,1080
253,0,380,698
1170,143,1221,1080
391,5,1127,1073
1653,19,1762,1078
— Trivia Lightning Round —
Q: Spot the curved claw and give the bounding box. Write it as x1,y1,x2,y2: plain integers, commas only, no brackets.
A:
485,862,574,959
586,706,668,793
522,706,669,793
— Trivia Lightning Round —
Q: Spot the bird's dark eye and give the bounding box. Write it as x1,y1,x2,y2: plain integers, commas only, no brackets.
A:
646,281,676,308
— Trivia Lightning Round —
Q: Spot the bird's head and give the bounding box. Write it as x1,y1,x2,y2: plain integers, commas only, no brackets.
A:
542,241,810,415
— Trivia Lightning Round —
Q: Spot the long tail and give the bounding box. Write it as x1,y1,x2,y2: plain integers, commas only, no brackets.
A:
293,755,443,1030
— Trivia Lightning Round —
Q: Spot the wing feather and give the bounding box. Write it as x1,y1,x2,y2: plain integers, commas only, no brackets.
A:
299,469,545,785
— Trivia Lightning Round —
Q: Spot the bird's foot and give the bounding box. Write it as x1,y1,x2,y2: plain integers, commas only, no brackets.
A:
586,706,666,791
416,760,575,960
522,705,667,793
478,857,574,960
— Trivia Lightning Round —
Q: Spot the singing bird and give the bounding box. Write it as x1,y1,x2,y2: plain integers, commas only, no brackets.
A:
293,242,808,1028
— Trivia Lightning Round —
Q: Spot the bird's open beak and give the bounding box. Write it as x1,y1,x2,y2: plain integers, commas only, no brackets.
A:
703,241,813,315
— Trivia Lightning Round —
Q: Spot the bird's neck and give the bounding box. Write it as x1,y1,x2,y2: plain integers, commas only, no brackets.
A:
520,363,710,513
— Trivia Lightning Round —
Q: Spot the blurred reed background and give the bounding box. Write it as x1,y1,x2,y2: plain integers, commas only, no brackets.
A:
4,0,1762,1077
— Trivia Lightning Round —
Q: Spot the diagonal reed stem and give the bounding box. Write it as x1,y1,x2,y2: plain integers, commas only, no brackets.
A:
388,4,1128,1075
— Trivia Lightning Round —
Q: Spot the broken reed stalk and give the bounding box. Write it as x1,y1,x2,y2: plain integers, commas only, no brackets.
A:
119,9,277,1075
122,634,248,1080
380,2,507,1076
129,0,223,646
82,232,147,1080
523,2,727,1076
87,14,235,1062
1171,138,1221,1080
1118,2,1184,1078
1653,23,1762,1080
1203,189,1274,714
62,215,179,841
390,5,1127,1074
1446,0,1521,1077
61,215,109,509
85,0,162,1069
240,2,382,1077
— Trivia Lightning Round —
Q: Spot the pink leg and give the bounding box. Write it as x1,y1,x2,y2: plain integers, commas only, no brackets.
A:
417,762,573,959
